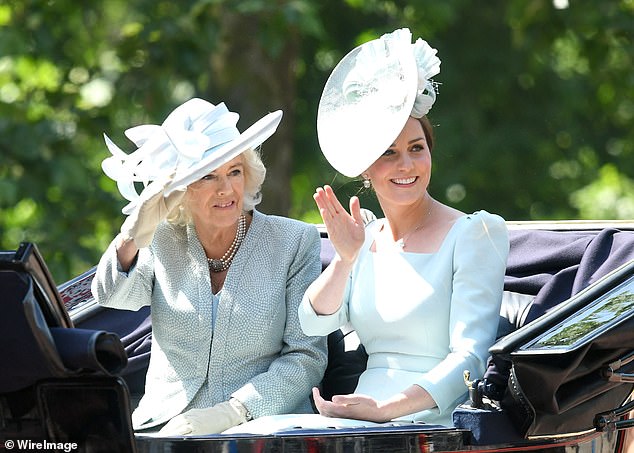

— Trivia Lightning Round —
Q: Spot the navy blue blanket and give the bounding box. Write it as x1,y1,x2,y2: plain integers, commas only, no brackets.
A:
504,228,634,323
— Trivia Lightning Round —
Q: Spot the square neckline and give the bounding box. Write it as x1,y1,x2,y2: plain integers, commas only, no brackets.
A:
367,213,478,256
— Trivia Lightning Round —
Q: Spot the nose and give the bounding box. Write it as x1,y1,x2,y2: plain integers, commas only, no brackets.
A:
397,152,414,171
216,176,233,196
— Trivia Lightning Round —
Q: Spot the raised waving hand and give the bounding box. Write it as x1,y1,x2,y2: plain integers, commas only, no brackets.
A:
314,185,366,264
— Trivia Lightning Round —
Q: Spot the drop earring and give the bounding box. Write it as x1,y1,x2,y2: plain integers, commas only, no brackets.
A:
362,175,371,189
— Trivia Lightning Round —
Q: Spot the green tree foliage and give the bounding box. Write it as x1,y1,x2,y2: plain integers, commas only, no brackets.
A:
0,0,632,282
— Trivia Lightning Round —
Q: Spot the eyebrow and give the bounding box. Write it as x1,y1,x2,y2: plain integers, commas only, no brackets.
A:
209,162,244,176
389,137,426,147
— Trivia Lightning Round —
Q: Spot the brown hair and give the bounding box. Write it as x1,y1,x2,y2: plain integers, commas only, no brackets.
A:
416,115,434,152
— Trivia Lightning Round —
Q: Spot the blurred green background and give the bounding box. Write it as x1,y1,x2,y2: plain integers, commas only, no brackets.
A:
1,0,633,282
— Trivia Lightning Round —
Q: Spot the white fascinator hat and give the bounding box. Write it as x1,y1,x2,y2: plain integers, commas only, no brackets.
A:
101,98,282,214
317,28,440,177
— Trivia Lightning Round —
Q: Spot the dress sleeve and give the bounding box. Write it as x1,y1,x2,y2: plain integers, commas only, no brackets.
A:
416,211,509,416
297,220,380,336
297,284,351,336
232,224,329,417
90,237,155,312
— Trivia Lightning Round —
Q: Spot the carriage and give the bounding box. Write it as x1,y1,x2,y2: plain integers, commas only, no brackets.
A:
2,220,634,452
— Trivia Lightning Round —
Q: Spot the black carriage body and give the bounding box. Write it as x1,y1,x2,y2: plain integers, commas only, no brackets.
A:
2,221,634,452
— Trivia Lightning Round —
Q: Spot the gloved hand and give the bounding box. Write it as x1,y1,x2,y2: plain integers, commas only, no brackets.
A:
120,178,186,248
158,399,249,436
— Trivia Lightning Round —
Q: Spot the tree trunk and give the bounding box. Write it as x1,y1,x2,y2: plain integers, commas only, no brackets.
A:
209,10,299,216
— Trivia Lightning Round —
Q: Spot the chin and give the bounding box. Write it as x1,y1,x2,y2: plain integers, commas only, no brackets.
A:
384,193,423,207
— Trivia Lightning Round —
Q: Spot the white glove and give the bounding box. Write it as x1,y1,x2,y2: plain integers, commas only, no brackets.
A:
120,178,186,248
158,399,249,436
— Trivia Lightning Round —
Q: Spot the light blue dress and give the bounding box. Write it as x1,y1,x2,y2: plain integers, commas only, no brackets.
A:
299,211,509,426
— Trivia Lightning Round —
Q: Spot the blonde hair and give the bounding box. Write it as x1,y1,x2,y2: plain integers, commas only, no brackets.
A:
168,147,266,225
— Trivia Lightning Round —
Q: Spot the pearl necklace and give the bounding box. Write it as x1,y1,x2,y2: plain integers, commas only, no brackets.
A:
395,202,434,249
207,214,246,273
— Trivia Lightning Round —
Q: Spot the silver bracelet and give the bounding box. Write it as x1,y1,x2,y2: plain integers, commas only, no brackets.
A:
229,397,253,421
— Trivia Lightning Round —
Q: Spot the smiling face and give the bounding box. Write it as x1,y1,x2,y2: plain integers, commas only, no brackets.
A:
365,117,432,209
186,154,246,229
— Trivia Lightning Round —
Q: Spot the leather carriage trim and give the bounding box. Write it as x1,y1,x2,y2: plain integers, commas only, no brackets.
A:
508,366,535,435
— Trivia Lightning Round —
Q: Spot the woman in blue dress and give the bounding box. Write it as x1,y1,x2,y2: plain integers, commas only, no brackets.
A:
299,28,509,427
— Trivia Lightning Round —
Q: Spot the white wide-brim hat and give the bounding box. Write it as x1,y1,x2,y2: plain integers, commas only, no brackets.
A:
101,98,282,214
317,28,440,177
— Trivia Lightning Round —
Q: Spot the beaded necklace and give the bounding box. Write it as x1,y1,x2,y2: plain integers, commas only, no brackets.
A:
207,214,246,272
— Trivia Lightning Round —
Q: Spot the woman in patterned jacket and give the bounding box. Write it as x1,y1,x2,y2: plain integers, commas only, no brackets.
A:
91,97,327,435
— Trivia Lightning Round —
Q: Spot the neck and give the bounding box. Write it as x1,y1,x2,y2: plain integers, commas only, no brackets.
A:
195,215,243,260
380,194,435,241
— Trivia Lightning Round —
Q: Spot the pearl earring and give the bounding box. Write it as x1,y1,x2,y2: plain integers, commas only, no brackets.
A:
362,176,371,189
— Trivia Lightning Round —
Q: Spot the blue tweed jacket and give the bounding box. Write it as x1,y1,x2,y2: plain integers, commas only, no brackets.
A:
91,210,327,429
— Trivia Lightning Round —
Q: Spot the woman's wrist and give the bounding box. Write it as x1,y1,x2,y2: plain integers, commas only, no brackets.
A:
379,386,436,421
229,397,253,422
115,233,139,272
376,397,407,422
332,253,357,269
115,233,134,249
